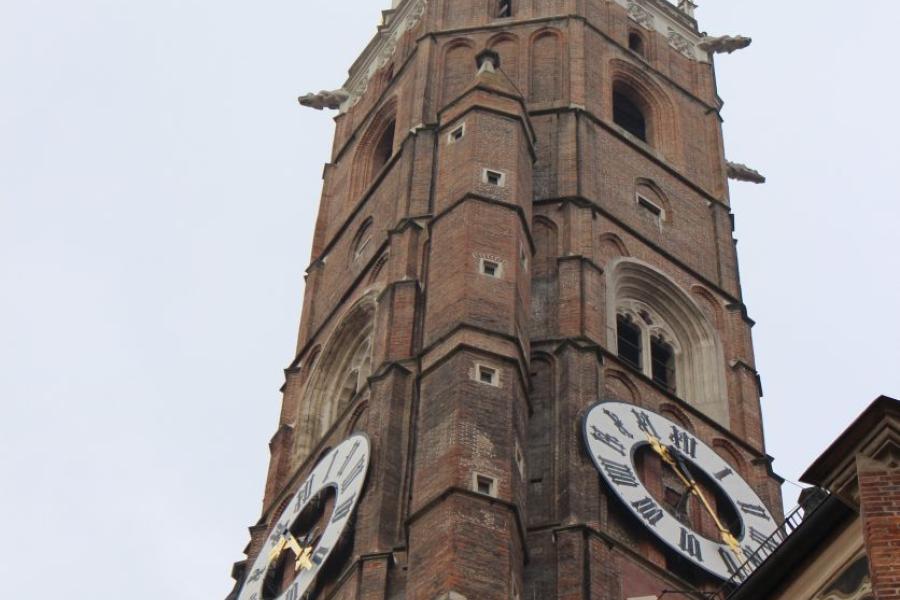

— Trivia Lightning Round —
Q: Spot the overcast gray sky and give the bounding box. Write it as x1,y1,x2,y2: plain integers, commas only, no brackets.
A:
2,1,898,598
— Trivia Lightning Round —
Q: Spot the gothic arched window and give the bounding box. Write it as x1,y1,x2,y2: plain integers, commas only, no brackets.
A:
613,89,648,141
608,258,729,424
372,119,395,176
293,296,376,464
350,99,397,201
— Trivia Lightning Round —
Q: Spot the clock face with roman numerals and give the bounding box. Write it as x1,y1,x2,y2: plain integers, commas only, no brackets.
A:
583,401,777,582
239,434,370,600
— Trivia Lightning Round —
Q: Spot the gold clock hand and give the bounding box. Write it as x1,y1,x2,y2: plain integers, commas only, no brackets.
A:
294,545,314,571
268,537,288,564
645,434,745,560
667,445,745,561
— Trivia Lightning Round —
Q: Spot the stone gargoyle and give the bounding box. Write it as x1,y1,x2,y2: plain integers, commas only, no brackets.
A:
698,35,752,54
298,89,350,110
726,161,766,184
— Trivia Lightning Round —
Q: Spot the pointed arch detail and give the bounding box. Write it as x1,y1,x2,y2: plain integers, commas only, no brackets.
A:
350,98,398,202
609,59,681,162
293,293,378,463
530,29,563,103
607,258,729,425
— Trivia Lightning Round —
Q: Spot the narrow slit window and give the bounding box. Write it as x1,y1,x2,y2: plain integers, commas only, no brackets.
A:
651,335,676,392
628,32,645,56
497,0,512,18
617,314,643,371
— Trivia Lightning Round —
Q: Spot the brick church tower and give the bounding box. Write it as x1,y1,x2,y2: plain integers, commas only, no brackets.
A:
227,1,783,599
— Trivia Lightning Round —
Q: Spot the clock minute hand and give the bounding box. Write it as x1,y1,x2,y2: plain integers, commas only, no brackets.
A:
666,444,745,560
645,434,743,557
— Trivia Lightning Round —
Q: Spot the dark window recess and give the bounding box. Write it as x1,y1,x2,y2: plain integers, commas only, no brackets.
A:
477,475,495,495
613,92,647,141
479,366,497,384
450,126,464,141
372,120,396,173
651,336,676,392
481,260,499,277
497,0,512,17
628,32,645,56
486,170,503,186
617,315,643,371
638,195,663,217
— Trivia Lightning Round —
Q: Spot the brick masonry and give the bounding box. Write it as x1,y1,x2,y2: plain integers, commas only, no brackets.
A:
858,456,900,600
227,1,784,598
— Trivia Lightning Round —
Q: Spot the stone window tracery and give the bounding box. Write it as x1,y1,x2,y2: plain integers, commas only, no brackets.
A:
616,301,681,395
608,258,729,425
352,218,373,262
293,297,376,464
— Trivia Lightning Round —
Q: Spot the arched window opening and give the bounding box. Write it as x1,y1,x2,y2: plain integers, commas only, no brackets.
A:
293,297,376,464
651,335,675,392
352,219,373,262
628,32,645,56
339,369,360,410
350,101,398,202
617,314,643,371
372,119,396,175
608,258,729,425
613,91,647,141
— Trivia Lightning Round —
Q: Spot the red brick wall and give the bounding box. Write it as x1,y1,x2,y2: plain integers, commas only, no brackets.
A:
858,457,900,599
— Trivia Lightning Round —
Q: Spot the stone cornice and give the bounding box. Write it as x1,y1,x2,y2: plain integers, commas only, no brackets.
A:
341,0,708,112
801,395,900,508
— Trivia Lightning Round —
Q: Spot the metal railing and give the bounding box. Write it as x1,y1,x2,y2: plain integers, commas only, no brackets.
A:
716,489,830,597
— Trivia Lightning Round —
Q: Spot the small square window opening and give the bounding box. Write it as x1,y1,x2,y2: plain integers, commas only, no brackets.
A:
474,473,497,496
448,124,465,143
478,365,497,385
480,259,501,278
497,0,512,18
483,169,506,187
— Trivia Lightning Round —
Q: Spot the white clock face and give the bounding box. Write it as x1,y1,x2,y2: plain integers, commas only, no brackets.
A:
239,434,370,600
583,401,777,581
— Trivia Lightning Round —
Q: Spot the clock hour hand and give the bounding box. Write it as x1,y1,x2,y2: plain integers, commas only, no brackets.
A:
269,531,317,572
